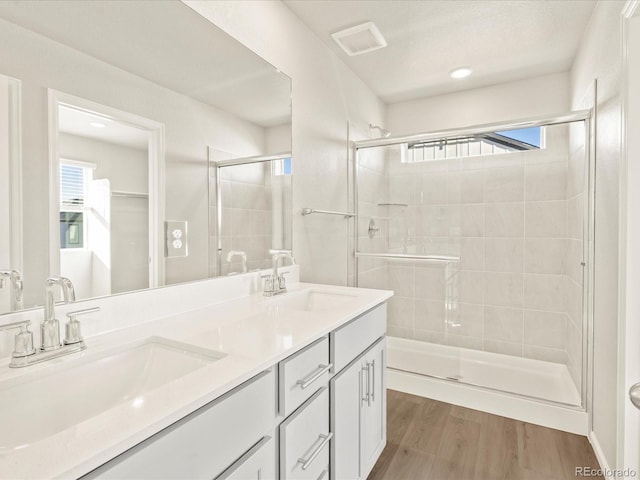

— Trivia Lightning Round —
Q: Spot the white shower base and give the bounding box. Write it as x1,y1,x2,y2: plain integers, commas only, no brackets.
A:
387,336,588,434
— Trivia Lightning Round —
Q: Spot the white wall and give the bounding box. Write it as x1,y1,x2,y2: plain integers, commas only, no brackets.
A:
185,0,386,286
570,0,626,470
620,9,640,473
387,72,570,135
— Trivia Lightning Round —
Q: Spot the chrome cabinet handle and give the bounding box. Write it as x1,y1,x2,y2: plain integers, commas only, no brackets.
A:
316,469,328,480
297,433,333,471
297,363,332,389
362,363,370,404
369,360,375,403
367,361,373,407
215,436,272,480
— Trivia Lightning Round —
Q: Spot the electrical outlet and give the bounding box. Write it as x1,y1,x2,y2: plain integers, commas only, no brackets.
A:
165,221,188,257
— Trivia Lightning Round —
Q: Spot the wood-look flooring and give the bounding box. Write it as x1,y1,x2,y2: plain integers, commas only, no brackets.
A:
368,389,603,480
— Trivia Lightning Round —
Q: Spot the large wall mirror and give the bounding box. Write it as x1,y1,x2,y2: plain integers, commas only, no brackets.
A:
0,1,292,314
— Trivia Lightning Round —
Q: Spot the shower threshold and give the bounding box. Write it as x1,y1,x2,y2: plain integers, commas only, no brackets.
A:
387,336,582,407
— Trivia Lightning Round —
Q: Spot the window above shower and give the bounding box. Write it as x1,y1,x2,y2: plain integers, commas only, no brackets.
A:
400,126,543,163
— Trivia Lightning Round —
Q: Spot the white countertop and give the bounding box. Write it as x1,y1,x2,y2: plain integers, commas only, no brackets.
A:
0,282,392,479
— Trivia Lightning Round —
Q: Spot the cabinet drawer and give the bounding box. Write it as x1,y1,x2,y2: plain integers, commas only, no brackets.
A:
279,336,330,417
331,303,386,372
84,369,277,479
216,435,276,480
279,387,330,480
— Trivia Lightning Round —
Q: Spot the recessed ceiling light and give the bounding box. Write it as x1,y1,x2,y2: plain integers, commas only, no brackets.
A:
450,67,472,79
89,121,106,128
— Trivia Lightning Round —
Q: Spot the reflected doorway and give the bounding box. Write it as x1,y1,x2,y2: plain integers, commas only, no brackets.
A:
49,91,165,300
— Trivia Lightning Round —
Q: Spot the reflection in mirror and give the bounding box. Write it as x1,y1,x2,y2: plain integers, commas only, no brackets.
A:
209,152,293,277
0,74,22,314
0,1,291,315
52,94,162,301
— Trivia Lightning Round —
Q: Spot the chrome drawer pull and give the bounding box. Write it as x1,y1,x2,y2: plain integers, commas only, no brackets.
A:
297,432,333,471
297,363,332,389
317,469,328,480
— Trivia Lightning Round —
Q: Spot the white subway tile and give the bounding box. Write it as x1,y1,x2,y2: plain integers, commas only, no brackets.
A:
484,272,523,307
484,305,523,342
525,162,567,201
485,203,524,237
523,310,567,349
525,201,567,238
524,238,567,275
523,274,566,312
485,238,524,272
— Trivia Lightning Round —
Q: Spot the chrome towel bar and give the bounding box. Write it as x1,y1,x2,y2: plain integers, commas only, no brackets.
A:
355,252,460,262
301,208,355,218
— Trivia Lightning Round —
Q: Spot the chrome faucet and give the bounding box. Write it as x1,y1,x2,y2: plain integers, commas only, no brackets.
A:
263,250,294,297
0,270,23,312
42,276,76,351
226,250,248,273
0,277,100,367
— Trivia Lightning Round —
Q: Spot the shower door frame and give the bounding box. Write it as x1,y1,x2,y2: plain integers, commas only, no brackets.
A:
351,110,594,410
209,150,292,277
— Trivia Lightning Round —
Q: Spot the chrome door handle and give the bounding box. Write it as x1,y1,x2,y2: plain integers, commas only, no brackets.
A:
297,364,332,389
369,360,375,403
361,363,370,405
630,383,640,410
297,433,333,471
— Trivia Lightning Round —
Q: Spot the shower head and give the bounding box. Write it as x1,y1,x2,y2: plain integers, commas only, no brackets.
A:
369,123,391,138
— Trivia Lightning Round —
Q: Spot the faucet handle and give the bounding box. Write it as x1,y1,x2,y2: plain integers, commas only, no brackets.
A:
0,320,36,358
64,307,100,345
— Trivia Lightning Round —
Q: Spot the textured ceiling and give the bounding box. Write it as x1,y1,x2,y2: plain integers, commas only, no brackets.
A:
284,0,597,104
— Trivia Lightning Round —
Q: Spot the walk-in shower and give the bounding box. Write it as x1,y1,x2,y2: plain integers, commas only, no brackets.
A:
352,112,592,430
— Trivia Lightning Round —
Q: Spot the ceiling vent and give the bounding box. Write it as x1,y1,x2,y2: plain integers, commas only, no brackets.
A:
331,22,387,56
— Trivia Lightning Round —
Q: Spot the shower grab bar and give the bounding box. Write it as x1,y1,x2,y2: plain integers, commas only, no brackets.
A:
356,252,460,262
301,208,356,218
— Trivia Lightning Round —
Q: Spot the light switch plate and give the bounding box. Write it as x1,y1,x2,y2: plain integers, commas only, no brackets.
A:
165,221,188,257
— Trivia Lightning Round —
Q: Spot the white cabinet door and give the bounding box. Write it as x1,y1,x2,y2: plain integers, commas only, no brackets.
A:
360,338,386,479
330,357,363,480
331,336,386,480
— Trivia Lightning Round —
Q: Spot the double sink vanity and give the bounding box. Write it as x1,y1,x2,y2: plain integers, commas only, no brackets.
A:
0,273,391,479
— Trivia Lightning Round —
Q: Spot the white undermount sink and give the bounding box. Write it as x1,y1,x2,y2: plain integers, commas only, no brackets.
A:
0,337,224,454
274,289,359,312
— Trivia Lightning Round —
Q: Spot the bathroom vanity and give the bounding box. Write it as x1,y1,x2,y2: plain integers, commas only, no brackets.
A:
0,279,391,479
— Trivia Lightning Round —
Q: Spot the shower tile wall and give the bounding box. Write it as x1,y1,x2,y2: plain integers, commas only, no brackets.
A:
358,124,585,372
209,162,273,276
357,144,389,289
